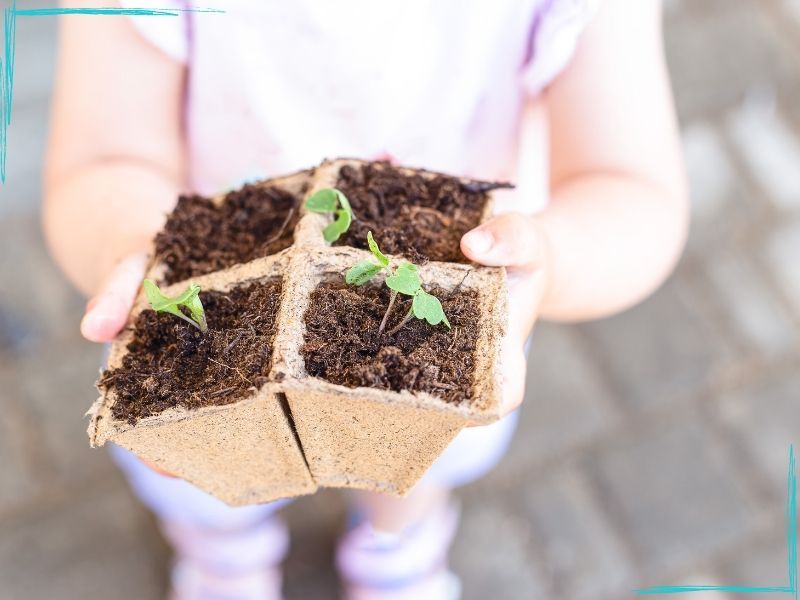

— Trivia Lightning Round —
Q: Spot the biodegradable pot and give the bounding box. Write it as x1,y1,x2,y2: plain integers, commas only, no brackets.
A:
88,256,318,506
273,247,506,495
90,158,508,504
145,169,313,286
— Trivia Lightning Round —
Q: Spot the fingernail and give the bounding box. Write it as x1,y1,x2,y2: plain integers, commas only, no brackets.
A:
463,230,494,255
80,295,125,341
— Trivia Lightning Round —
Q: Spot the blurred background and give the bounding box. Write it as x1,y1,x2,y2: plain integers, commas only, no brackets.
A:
1,0,799,598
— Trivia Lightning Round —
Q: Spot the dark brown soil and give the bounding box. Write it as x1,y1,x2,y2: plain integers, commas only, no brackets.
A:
334,163,510,263
301,281,480,404
100,280,282,423
155,185,301,284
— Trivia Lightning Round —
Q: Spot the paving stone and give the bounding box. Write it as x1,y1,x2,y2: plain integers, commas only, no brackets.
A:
11,13,58,107
0,480,166,600
0,379,43,513
15,333,111,484
664,0,800,122
0,303,38,354
493,323,618,475
765,218,800,316
706,251,797,356
452,496,548,600
682,123,737,223
717,532,791,599
0,216,85,347
587,415,759,576
283,490,344,600
577,275,730,411
680,122,759,256
2,99,51,218
662,0,684,18
784,0,800,27
726,102,800,212
2,15,56,217
520,466,632,600
717,370,800,492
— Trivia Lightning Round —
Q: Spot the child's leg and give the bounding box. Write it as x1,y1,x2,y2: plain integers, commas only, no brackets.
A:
350,485,450,534
337,411,519,599
110,444,290,600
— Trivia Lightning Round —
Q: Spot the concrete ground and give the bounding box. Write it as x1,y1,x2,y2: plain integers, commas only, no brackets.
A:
1,1,799,598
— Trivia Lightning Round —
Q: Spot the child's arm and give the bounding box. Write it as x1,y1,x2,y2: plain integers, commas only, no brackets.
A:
461,0,689,412
43,2,185,341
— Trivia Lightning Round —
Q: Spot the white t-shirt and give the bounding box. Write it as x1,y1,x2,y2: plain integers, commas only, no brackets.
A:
123,0,598,200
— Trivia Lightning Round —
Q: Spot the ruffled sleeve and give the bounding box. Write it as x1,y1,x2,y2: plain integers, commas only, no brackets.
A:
119,0,190,64
521,0,600,95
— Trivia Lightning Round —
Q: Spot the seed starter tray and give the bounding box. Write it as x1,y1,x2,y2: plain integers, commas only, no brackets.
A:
88,159,508,505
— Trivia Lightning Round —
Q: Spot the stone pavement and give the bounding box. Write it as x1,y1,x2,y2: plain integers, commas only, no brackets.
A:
1,1,799,598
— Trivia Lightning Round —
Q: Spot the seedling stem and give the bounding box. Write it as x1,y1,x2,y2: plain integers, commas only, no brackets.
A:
345,232,451,334
379,290,398,334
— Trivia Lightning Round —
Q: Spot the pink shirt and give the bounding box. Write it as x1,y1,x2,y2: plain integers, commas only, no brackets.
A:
123,0,598,196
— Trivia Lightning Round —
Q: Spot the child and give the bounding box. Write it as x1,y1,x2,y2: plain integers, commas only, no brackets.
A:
43,0,688,598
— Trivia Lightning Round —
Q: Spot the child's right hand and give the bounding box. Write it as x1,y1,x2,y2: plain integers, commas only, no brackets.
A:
80,252,149,343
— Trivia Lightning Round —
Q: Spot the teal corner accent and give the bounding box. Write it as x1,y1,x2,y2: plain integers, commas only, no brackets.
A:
634,445,798,597
1,1,17,181
0,1,223,183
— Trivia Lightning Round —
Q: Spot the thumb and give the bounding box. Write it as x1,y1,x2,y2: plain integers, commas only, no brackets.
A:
81,253,148,343
460,213,548,270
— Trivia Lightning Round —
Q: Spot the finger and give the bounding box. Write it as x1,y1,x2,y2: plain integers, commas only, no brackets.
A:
466,341,528,427
499,340,527,417
81,253,148,343
460,213,548,269
141,458,177,478
372,151,396,163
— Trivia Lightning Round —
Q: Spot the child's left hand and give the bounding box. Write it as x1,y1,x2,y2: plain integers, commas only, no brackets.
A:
461,213,552,421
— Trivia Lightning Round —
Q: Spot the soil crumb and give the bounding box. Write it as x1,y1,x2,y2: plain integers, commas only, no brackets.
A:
155,185,300,284
301,281,480,404
101,280,281,423
334,163,506,263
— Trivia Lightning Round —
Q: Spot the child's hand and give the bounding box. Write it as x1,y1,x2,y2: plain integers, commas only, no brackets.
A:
80,253,149,343
82,251,177,477
461,214,552,420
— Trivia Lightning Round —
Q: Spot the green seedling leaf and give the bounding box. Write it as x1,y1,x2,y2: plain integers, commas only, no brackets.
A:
367,231,389,266
307,188,354,242
412,290,451,328
346,260,384,286
336,189,352,216
305,188,340,213
385,262,421,296
344,232,391,285
183,290,208,332
143,279,208,332
323,207,352,242
143,278,178,311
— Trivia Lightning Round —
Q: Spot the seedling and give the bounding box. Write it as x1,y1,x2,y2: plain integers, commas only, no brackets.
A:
305,188,353,242
143,279,208,332
346,232,450,334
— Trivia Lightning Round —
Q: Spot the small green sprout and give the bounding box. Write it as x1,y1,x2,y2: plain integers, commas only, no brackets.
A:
143,279,208,332
305,188,353,242
345,232,450,334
